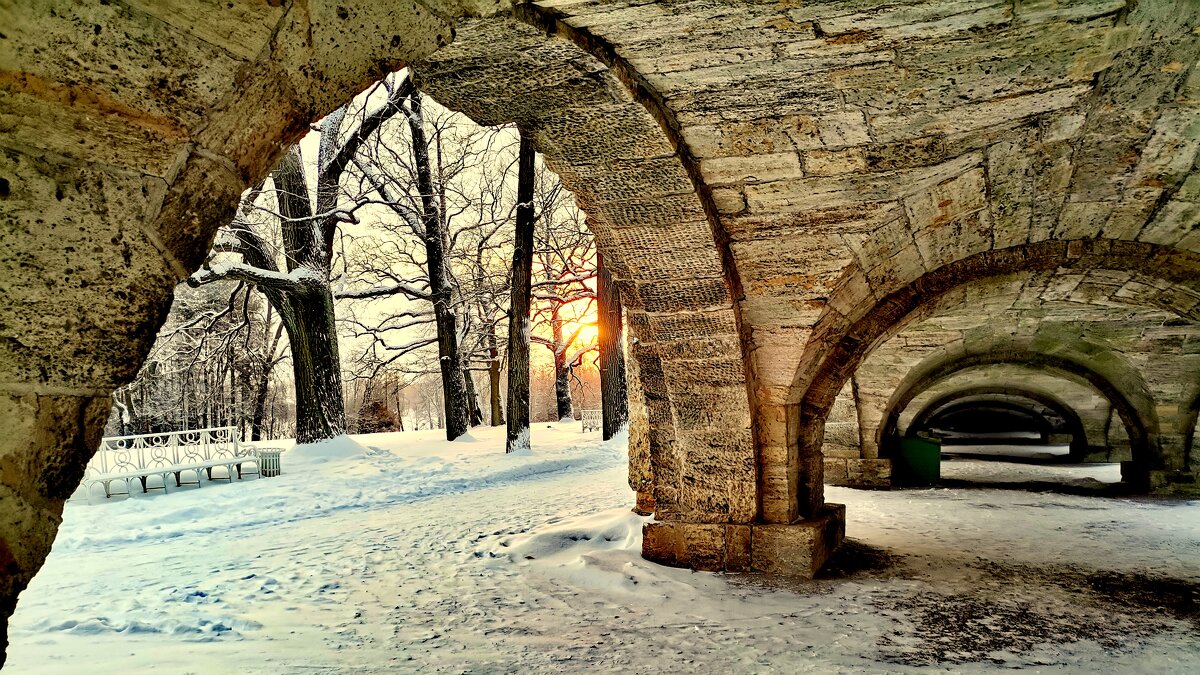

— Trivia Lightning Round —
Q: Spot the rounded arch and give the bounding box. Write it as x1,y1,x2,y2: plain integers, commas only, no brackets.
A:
906,385,1090,456
877,350,1158,481
411,15,760,528
916,396,1051,432
794,240,1200,410
789,239,1200,491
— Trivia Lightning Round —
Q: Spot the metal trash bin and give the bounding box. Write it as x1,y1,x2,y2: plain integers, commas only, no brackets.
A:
256,448,282,477
896,436,940,486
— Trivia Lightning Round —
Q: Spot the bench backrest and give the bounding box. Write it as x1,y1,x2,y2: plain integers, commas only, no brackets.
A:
88,427,244,477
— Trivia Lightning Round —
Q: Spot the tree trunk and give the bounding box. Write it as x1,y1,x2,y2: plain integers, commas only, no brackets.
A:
280,285,346,444
251,325,283,441
506,133,536,453
597,252,628,440
551,316,573,421
251,366,271,441
407,92,470,441
488,330,503,426
266,146,348,444
394,378,406,432
554,359,573,421
463,367,484,426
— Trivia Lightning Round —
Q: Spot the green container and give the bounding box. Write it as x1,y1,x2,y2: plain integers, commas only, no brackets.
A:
897,436,941,486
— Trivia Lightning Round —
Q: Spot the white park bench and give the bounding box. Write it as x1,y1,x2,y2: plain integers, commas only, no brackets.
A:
581,409,602,433
82,426,266,501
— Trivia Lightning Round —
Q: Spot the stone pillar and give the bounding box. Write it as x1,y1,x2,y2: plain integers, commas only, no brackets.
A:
1145,402,1200,496
624,311,654,515
0,143,210,660
821,377,892,488
639,309,843,577
0,395,112,661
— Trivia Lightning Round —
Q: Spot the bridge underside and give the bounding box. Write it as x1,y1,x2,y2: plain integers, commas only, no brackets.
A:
3,0,1200,660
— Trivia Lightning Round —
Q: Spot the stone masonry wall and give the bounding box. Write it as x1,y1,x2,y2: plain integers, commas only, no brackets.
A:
6,2,1200,656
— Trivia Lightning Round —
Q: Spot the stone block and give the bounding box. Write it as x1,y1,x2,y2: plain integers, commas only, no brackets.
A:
805,148,867,176
700,152,804,186
643,511,847,578
726,525,752,572
823,421,860,448
846,459,892,487
1147,470,1200,497
823,458,850,484
641,521,681,567
749,505,846,578
680,523,730,571
642,521,752,572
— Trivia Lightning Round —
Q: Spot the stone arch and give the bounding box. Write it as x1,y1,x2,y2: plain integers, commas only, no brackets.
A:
411,15,755,528
917,399,1056,440
788,239,1200,506
878,349,1159,482
8,1,1200,650
792,240,1198,420
3,5,797,639
906,385,1090,455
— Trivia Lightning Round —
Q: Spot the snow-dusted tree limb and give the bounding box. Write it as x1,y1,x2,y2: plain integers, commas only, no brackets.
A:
189,260,319,291
335,281,431,301
180,72,417,444
320,77,415,201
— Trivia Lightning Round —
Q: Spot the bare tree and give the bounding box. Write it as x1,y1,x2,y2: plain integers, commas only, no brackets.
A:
338,84,519,440
108,281,285,439
189,79,410,443
531,168,597,422
507,133,537,452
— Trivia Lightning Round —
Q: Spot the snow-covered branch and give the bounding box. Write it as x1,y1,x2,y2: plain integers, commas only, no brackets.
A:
189,260,324,291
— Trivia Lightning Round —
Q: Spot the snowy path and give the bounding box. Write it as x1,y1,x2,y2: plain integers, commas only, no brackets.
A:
7,425,1200,673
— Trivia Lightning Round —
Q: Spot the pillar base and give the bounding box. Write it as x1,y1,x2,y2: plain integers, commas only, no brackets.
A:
825,458,892,488
1147,469,1200,496
642,504,845,578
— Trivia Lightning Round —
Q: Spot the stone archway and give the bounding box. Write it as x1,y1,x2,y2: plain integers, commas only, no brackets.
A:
6,0,1200,662
878,350,1158,483
0,2,773,654
905,385,1091,457
789,240,1200,499
916,399,1058,441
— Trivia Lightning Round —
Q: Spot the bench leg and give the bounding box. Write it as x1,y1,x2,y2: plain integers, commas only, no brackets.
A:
205,466,213,481
139,476,148,494
236,462,243,480
174,471,182,487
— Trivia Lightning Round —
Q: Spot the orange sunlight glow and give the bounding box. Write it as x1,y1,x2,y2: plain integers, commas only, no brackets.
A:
565,305,599,348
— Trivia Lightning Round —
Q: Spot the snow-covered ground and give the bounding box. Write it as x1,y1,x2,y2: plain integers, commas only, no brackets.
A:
7,424,1200,673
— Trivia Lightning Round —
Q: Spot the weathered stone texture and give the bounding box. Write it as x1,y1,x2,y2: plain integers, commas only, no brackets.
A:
642,503,843,577
6,0,1200,654
0,393,110,658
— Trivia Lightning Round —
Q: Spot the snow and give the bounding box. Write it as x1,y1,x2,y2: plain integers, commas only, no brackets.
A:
507,427,531,454
285,435,370,464
7,424,1200,673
